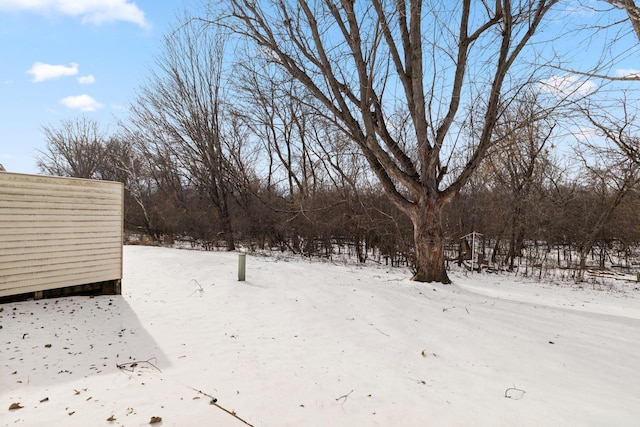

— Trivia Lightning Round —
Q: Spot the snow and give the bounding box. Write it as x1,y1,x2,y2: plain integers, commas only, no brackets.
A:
2,245,640,426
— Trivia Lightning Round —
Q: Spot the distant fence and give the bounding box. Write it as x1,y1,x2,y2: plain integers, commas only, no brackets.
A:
0,172,123,300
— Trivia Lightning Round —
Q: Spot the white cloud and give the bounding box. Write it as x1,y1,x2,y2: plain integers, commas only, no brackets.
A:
27,62,78,82
616,68,640,78
0,0,149,28
77,74,95,85
561,0,599,18
539,74,598,97
60,94,104,112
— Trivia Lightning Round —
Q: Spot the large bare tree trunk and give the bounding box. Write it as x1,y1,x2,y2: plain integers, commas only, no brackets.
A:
409,198,451,283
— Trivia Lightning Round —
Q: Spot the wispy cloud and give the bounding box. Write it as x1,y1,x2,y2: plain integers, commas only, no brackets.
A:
539,74,598,97
27,62,78,82
561,0,599,18
616,68,640,78
572,127,598,143
0,0,149,28
77,74,95,85
60,94,104,112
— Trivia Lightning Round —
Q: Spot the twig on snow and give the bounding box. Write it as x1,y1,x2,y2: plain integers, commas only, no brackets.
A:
116,357,161,373
415,289,432,300
335,389,354,404
188,386,255,427
188,279,205,296
369,324,390,337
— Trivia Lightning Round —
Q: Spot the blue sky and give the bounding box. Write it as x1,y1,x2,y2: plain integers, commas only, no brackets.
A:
0,0,193,174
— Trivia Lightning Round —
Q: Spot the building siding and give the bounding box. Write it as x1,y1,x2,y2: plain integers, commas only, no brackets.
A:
0,172,123,298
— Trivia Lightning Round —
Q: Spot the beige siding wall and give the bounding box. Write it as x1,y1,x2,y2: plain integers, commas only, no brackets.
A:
0,172,123,297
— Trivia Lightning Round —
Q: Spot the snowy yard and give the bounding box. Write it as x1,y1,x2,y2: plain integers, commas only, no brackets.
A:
2,245,640,426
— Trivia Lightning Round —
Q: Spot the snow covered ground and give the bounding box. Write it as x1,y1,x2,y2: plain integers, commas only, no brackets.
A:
2,245,640,426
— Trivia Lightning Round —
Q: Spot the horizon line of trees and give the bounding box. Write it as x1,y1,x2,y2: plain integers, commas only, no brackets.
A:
36,108,640,276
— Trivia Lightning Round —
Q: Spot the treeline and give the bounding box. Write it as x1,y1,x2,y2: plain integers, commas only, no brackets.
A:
36,114,640,273
125,184,415,265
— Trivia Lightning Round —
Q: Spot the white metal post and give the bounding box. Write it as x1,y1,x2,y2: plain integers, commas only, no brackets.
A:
470,232,476,273
238,253,246,281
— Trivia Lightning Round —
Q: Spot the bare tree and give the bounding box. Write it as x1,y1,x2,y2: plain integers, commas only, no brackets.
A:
38,116,108,179
549,99,639,274
99,134,158,234
219,0,559,282
579,95,640,165
123,18,242,250
483,91,555,270
604,0,640,41
575,161,639,274
237,67,320,200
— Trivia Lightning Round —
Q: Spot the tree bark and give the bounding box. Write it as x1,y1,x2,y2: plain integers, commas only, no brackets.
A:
219,201,236,251
409,198,451,283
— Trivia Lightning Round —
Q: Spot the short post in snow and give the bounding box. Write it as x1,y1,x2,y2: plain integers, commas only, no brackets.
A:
238,252,246,281
471,232,477,273
461,231,483,273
